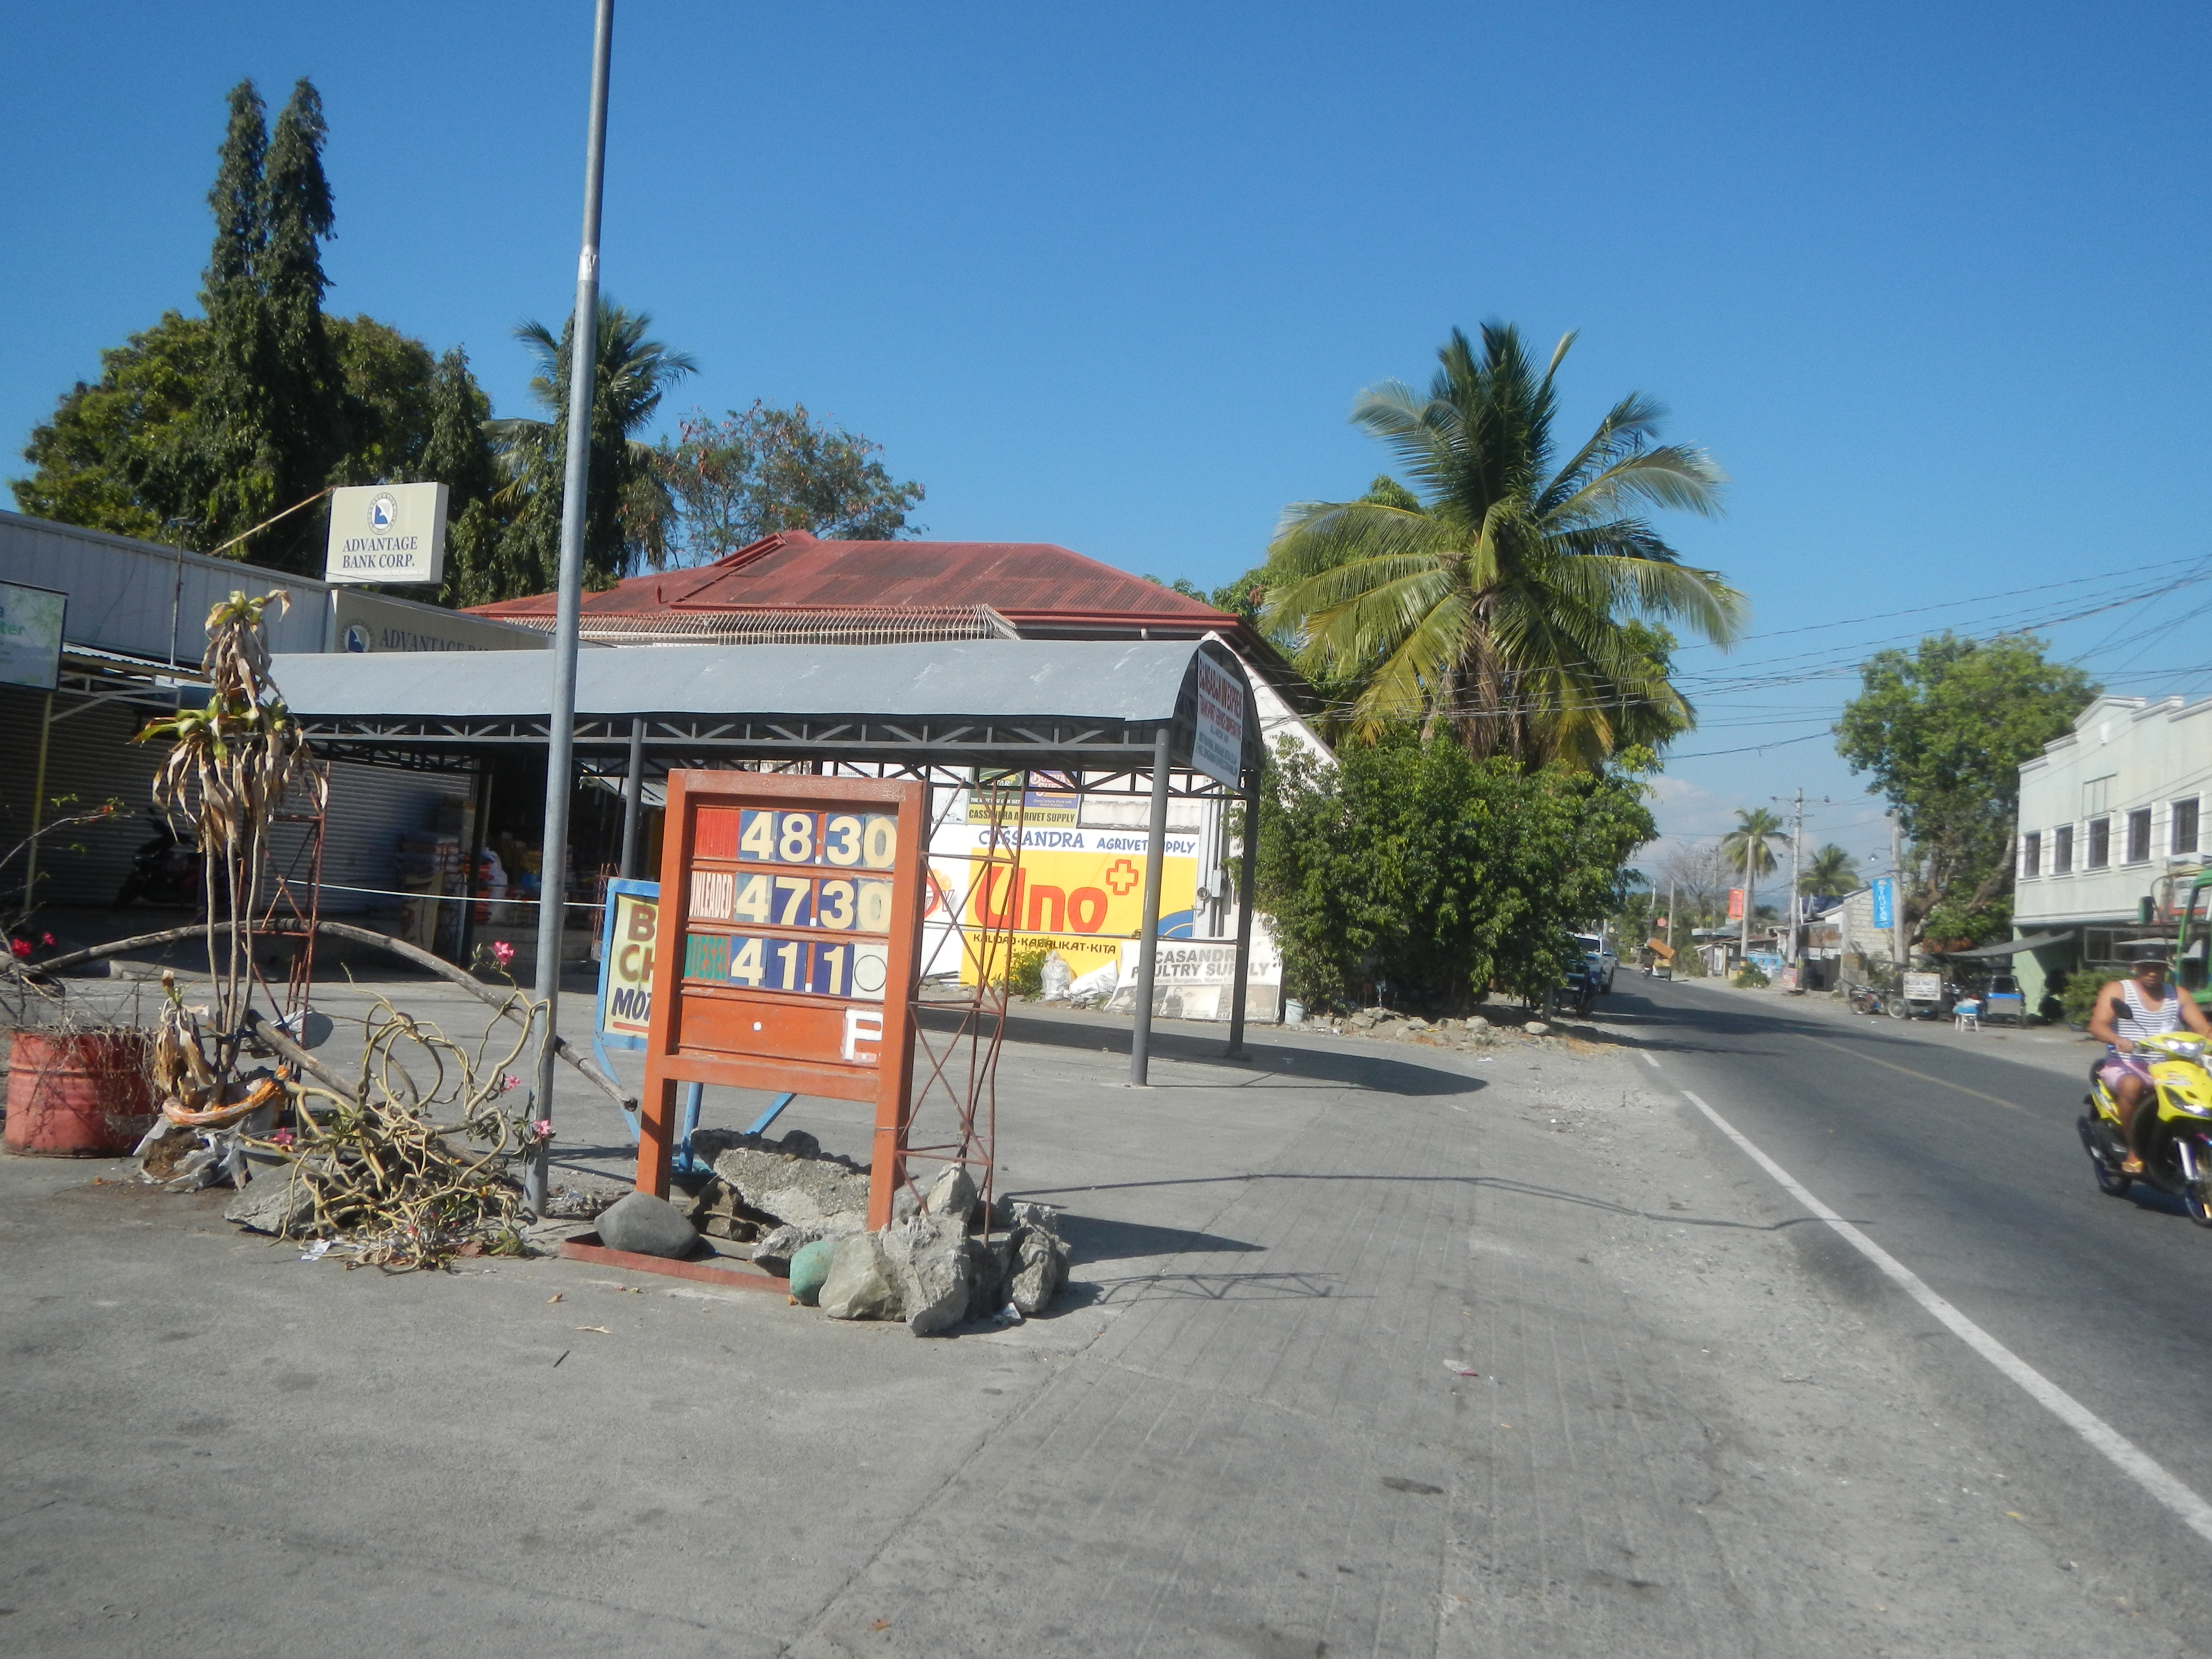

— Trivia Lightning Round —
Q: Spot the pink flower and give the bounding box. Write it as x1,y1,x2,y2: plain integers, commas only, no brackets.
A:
39,933,54,948
269,1128,296,1148
491,941,516,967
499,1072,523,1094
530,1119,555,1141
8,938,30,960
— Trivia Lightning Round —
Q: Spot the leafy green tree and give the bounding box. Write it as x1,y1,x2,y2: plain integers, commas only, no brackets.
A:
1835,632,2098,946
491,301,695,594
11,77,500,580
12,312,211,539
653,402,924,566
1256,732,1656,1009
1800,843,1860,897
1262,324,1746,768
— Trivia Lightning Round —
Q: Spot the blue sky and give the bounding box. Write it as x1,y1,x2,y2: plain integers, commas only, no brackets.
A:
6,2,2209,878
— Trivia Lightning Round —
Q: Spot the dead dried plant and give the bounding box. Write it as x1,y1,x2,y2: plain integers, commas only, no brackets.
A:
134,590,321,1088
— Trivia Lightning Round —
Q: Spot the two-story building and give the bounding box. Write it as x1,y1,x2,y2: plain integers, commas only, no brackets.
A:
2010,694,2212,1005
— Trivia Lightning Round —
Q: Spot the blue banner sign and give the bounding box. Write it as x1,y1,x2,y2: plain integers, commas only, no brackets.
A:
1871,877,1894,931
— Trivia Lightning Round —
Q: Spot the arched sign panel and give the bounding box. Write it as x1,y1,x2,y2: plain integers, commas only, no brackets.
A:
638,771,926,1226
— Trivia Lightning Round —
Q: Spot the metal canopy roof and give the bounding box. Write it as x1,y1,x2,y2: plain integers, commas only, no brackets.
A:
270,637,1259,793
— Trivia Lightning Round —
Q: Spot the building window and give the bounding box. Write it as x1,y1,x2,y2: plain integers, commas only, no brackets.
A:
2176,797,2201,855
2022,832,2041,879
2088,817,2111,869
2127,808,2152,864
2055,824,2074,874
2085,775,2114,817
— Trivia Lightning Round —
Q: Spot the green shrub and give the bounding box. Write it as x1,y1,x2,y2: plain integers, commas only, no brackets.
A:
2061,969,2123,1028
1731,962,1770,989
1001,939,1052,998
1255,731,1656,1010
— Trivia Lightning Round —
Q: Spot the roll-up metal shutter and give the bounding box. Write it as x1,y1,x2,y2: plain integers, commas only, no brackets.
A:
0,684,167,908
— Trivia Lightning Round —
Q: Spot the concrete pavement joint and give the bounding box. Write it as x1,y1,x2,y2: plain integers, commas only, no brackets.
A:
1679,1085,2212,1550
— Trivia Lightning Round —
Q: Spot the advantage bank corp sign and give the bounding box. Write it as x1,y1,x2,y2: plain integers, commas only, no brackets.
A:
324,482,448,585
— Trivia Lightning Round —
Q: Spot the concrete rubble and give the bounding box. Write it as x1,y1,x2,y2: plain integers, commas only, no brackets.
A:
1307,1005,1593,1051
690,1127,872,1236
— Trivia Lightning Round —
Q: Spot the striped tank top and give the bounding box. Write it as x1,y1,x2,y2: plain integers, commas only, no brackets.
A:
2115,978,2184,1043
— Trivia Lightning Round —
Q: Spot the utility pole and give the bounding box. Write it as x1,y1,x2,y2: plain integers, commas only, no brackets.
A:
1788,787,1804,965
526,0,615,1219
1738,834,1753,969
1667,879,1677,967
1889,809,1909,974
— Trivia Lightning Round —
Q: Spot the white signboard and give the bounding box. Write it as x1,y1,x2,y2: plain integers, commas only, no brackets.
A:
0,581,67,691
1190,651,1247,788
1110,937,1282,1022
1903,971,1943,1003
324,482,450,585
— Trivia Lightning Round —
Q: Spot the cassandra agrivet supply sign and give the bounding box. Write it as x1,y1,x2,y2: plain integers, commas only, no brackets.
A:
324,482,449,585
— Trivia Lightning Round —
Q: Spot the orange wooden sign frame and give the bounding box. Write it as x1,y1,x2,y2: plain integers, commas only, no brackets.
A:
637,771,926,1229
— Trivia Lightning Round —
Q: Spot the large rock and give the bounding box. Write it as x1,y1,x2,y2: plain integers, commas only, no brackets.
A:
923,1163,977,1226
224,1164,316,1236
788,1238,839,1305
751,1223,820,1276
819,1232,899,1321
966,1233,1015,1320
596,1191,699,1259
691,1128,871,1234
1007,1226,1070,1315
883,1214,973,1336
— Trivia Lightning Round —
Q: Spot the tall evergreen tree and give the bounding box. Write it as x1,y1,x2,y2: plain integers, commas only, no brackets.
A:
11,77,501,590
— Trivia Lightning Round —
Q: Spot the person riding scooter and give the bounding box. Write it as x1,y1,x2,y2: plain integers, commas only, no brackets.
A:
2088,952,2212,1175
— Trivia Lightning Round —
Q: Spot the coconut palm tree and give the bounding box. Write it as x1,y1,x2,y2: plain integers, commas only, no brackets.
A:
1721,807,1786,959
1262,324,1746,768
492,299,696,592
1800,843,1860,898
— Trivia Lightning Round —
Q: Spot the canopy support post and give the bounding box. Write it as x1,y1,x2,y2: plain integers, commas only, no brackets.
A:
618,718,645,879
1225,766,1260,1060
1129,726,1173,1087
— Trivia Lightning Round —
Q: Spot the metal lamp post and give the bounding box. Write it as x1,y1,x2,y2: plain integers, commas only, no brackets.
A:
526,0,615,1218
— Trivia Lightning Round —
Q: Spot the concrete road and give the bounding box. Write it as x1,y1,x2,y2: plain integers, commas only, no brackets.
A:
1608,974,2212,1647
0,982,2200,1657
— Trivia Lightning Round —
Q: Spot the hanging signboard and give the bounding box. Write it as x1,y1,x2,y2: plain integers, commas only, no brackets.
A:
639,773,925,1226
0,580,67,692
1870,877,1895,931
324,482,450,585
1727,887,1745,921
1190,651,1247,789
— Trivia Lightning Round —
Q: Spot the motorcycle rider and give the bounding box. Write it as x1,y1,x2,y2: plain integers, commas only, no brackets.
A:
2088,952,2212,1174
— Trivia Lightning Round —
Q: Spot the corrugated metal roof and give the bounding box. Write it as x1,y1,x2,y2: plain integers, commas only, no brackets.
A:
270,638,1221,724
495,603,1021,647
466,530,1234,627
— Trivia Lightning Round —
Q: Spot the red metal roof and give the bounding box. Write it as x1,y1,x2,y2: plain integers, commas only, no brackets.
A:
467,530,1237,630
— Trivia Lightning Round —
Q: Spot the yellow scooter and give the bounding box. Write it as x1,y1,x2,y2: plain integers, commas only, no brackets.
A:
2080,1032,2212,1226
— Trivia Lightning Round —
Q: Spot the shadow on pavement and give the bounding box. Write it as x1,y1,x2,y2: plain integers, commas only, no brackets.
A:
1016,1168,1831,1236
934,1006,1485,1098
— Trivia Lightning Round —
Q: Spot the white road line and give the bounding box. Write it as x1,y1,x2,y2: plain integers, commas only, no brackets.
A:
1643,1052,1662,1070
1680,1086,2212,1546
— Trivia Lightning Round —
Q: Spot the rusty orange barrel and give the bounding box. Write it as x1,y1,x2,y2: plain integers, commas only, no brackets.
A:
4,1030,156,1156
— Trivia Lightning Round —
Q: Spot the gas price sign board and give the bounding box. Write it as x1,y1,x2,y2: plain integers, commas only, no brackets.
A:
639,773,926,1224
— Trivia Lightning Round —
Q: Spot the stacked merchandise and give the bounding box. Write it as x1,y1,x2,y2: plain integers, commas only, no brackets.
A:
396,831,463,954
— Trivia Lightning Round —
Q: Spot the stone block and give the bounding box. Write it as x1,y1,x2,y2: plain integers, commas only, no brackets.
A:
595,1191,699,1259
819,1232,899,1321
